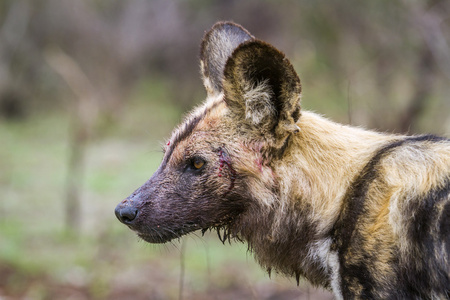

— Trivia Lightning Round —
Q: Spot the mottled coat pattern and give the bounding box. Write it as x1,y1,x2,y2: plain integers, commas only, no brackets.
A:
115,22,450,299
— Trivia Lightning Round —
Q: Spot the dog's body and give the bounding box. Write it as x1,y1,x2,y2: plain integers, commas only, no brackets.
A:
115,22,450,299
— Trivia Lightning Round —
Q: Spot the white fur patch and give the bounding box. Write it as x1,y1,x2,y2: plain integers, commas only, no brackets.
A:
201,60,220,98
308,238,332,270
307,238,342,299
328,250,343,300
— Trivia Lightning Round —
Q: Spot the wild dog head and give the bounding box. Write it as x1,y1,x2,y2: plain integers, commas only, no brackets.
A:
115,21,301,244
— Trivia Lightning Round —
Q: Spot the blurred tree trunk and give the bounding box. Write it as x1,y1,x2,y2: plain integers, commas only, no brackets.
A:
65,118,87,232
45,49,98,234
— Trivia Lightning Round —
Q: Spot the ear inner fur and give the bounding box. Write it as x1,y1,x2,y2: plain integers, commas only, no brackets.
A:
222,40,302,149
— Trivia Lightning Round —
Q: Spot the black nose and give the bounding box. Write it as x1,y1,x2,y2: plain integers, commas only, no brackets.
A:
115,204,139,224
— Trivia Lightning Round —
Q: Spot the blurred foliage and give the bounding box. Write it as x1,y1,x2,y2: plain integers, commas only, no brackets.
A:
0,0,449,132
0,0,449,299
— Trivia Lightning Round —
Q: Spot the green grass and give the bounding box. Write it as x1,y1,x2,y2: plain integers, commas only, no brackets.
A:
0,77,313,299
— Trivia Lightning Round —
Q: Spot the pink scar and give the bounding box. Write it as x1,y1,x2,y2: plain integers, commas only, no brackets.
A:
217,147,237,195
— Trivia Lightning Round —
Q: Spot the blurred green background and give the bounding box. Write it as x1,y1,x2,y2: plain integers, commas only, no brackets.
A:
1,0,449,299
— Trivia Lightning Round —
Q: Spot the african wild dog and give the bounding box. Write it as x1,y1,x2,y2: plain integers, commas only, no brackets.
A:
115,22,450,299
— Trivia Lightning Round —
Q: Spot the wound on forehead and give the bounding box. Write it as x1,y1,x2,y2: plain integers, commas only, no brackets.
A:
217,147,237,195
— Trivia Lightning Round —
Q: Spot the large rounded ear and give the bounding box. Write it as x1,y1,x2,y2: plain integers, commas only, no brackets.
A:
223,41,302,148
200,22,254,97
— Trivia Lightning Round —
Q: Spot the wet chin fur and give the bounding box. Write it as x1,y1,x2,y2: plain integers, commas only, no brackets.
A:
137,232,174,244
136,225,203,244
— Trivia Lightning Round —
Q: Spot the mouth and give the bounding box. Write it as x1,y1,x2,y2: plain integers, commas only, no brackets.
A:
136,226,236,245
128,214,240,244
134,223,205,244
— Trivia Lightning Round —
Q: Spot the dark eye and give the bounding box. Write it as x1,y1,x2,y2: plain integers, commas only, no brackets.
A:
193,158,205,170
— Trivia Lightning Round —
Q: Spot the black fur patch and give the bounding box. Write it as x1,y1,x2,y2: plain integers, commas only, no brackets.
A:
441,201,450,251
400,176,450,296
272,134,292,159
231,200,330,288
331,134,448,297
407,177,450,244
332,134,446,250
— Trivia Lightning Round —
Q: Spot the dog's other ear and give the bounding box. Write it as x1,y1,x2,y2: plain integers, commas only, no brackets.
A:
200,22,254,97
223,40,302,148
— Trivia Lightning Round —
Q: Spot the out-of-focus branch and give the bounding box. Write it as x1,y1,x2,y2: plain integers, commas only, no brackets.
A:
397,0,449,133
404,0,450,80
44,47,99,126
399,47,434,133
